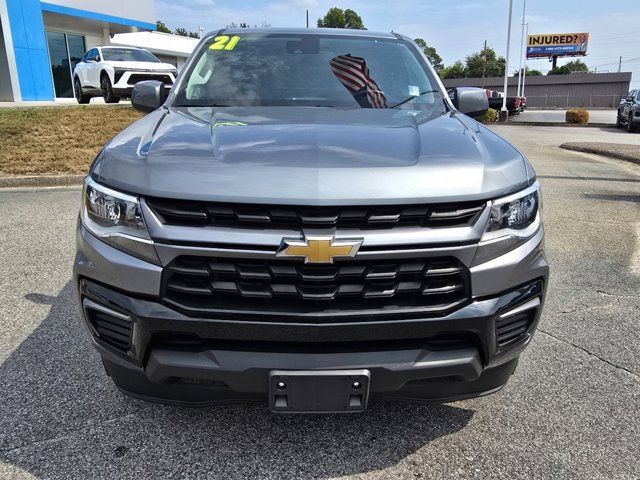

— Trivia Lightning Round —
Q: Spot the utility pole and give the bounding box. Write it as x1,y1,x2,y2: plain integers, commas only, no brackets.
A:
306,9,309,28
517,0,527,98
522,23,529,99
481,39,487,88
500,0,514,122
618,56,622,73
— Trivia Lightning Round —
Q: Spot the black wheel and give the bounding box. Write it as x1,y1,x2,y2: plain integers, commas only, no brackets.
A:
101,74,120,103
627,114,637,133
74,77,91,104
615,113,623,129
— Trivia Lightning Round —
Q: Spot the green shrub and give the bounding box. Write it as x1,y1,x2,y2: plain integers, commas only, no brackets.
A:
477,108,498,124
566,109,589,125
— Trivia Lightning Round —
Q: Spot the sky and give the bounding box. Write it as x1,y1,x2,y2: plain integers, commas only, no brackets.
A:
156,0,640,88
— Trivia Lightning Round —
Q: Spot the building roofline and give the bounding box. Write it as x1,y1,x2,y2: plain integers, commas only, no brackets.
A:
40,2,156,31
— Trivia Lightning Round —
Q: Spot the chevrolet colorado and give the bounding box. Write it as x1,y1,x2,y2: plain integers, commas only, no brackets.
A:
74,28,548,413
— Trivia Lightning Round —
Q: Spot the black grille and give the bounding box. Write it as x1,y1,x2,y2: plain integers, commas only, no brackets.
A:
162,256,470,321
87,309,133,351
146,199,485,230
496,311,534,347
127,74,173,85
113,70,126,84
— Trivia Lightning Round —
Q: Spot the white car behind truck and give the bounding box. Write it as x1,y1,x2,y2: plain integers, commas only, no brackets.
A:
72,46,178,104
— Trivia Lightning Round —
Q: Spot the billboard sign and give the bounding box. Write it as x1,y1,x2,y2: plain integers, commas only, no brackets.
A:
527,33,589,58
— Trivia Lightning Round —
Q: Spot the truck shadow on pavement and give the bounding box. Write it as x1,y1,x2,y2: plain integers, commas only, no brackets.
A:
1,282,474,479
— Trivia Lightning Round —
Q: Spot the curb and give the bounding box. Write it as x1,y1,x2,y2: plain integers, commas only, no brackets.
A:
493,122,614,128
0,174,84,188
559,143,640,165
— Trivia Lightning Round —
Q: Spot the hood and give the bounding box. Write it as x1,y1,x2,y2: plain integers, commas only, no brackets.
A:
91,106,531,205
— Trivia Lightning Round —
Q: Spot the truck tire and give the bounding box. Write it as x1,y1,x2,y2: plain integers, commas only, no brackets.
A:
615,112,623,129
628,114,637,133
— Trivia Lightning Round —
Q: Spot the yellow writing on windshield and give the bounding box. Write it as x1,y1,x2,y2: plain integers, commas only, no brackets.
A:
210,36,241,51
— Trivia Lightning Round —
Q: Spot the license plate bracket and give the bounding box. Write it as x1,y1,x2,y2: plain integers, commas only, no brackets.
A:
269,369,370,413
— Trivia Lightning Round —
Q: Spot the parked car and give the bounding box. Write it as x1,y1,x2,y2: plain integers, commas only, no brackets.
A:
72,46,178,104
616,90,640,132
74,28,548,413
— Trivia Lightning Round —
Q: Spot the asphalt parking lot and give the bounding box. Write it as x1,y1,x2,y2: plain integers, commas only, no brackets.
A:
1,125,639,479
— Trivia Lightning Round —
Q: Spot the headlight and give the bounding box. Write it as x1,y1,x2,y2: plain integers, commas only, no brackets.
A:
485,187,538,238
472,182,542,265
81,178,160,264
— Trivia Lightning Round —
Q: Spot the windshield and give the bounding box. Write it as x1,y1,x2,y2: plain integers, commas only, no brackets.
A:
101,48,159,63
175,33,446,111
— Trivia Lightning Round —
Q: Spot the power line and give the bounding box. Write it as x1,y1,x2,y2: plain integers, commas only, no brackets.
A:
590,56,640,68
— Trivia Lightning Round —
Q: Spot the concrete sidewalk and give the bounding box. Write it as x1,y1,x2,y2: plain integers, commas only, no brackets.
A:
0,98,131,108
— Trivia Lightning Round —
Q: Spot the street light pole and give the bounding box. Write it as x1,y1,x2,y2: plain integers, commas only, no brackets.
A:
500,0,515,122
517,0,527,98
522,23,529,99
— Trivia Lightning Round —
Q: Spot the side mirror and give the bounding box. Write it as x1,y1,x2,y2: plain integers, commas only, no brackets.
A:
132,80,166,113
450,87,489,118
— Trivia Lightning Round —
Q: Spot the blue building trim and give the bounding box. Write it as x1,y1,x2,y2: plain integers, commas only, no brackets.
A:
5,0,54,100
40,2,157,31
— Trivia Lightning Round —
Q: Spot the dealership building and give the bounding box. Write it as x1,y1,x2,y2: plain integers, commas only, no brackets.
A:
0,0,158,101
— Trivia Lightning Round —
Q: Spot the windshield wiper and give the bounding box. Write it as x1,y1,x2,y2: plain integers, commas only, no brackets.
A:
391,90,440,109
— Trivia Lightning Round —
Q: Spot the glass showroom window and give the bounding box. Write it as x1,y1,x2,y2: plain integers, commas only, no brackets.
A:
46,32,85,98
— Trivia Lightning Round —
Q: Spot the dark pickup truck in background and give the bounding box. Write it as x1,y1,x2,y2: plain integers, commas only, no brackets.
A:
617,89,640,133
486,89,525,115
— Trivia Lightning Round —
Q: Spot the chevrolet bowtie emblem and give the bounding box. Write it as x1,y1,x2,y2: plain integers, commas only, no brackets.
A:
277,235,363,264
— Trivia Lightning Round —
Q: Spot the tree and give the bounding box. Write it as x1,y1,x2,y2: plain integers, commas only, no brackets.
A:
465,46,505,77
344,9,365,29
317,7,366,29
547,59,589,75
226,22,252,28
174,27,199,38
440,61,467,79
156,20,171,34
414,38,444,71
513,67,543,77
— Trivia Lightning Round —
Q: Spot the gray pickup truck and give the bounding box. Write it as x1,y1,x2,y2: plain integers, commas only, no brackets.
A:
74,28,548,413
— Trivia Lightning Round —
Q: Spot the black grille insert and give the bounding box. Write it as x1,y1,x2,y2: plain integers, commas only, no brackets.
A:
162,256,470,321
128,74,173,85
496,310,535,347
146,199,485,230
87,308,133,351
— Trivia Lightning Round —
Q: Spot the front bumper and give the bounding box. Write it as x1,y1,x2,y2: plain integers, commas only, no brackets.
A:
74,222,548,406
113,71,174,97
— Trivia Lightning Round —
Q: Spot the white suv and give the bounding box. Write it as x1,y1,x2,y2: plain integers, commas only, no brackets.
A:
73,46,178,104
